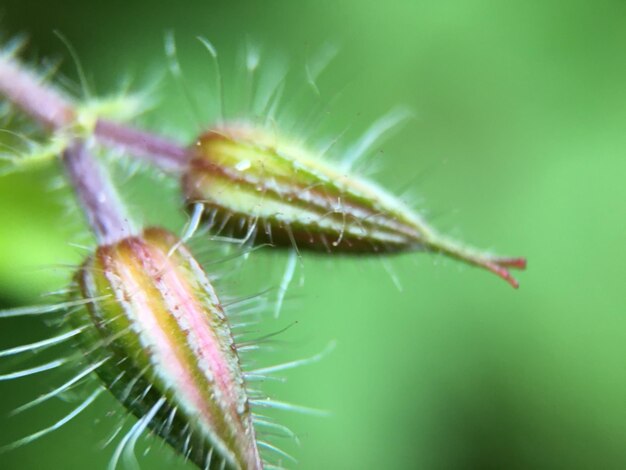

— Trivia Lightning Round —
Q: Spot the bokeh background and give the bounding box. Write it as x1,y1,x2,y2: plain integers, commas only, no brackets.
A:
0,0,625,469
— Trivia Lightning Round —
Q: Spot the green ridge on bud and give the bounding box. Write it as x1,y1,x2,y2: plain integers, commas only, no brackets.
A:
183,125,526,288
74,227,262,470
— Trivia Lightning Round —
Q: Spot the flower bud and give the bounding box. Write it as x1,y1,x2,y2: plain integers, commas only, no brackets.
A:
183,125,526,287
74,228,261,469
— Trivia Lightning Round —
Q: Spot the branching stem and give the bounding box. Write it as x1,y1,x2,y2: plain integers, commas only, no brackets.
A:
0,54,189,171
62,139,134,244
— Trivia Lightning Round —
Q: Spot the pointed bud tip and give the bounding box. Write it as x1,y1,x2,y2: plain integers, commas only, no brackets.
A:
483,257,526,289
472,256,527,289
496,257,527,270
426,233,526,289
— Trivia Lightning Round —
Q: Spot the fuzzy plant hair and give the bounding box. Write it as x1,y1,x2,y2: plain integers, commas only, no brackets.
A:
0,33,526,470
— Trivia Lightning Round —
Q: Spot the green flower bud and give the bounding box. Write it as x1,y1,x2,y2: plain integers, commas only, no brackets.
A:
74,227,262,469
183,125,525,287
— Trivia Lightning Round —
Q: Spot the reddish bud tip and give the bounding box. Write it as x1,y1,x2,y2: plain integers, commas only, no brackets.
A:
494,257,527,270
474,256,526,288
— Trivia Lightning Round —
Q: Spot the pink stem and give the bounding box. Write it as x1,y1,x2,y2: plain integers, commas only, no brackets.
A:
63,140,134,244
0,55,189,171
94,119,188,171
0,55,74,130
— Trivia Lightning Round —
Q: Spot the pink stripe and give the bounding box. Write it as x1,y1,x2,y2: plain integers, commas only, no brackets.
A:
148,245,243,427
108,243,216,429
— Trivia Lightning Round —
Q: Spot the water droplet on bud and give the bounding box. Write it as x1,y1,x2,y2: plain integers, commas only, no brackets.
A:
183,125,525,287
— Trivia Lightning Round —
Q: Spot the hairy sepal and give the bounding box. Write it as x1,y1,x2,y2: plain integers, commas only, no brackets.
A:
74,227,261,469
183,125,526,287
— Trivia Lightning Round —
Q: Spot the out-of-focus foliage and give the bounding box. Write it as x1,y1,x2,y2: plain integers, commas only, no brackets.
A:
0,1,625,469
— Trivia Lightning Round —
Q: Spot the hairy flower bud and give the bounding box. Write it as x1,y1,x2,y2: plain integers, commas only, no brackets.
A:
74,228,261,469
183,125,526,287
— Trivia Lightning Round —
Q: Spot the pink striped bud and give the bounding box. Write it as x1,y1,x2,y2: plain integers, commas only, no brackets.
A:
183,125,526,287
75,228,262,469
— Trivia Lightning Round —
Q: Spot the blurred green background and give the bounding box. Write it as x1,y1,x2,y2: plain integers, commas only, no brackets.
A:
1,0,625,469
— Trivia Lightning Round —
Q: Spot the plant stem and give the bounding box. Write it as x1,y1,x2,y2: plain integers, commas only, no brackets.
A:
0,54,74,129
0,54,189,171
94,119,188,171
63,139,134,244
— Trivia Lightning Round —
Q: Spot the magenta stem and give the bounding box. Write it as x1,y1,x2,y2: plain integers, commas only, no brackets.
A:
0,55,189,172
0,55,74,130
94,119,189,171
63,140,134,244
